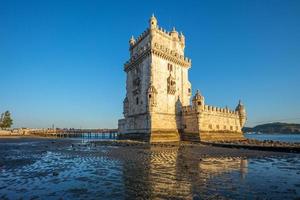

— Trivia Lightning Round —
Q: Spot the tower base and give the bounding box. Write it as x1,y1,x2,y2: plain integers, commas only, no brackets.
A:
199,131,245,142
118,130,180,143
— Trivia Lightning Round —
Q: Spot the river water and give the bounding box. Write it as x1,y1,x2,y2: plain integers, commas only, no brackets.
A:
245,133,300,143
0,138,299,199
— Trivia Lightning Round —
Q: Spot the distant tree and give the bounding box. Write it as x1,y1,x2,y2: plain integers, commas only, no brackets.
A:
0,113,3,128
0,111,13,129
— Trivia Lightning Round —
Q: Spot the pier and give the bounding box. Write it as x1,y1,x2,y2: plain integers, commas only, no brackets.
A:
28,129,118,139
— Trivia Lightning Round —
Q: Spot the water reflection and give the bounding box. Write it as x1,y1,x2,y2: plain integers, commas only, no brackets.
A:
0,139,299,199
121,146,251,199
199,157,248,179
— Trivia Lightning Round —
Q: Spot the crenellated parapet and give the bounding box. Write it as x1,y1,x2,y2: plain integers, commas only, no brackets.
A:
128,24,186,50
151,42,191,67
129,29,150,50
125,14,191,72
124,41,191,71
124,42,151,72
202,105,240,117
154,27,185,48
182,104,239,117
182,90,246,122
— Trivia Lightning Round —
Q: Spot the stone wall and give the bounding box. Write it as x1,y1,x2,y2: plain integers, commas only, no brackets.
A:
182,104,245,142
119,114,150,134
199,107,242,133
181,112,199,134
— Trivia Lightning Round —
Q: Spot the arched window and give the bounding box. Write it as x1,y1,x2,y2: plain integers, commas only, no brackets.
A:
168,63,173,72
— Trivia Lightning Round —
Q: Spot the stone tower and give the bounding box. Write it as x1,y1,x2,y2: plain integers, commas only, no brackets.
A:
118,15,192,142
118,15,247,142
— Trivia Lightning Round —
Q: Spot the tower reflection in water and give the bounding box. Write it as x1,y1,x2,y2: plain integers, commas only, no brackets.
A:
121,145,248,199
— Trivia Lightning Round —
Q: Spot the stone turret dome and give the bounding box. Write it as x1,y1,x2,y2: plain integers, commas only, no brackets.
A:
171,27,177,33
193,90,202,101
150,14,157,21
235,100,245,112
129,35,135,46
149,14,157,28
170,27,179,39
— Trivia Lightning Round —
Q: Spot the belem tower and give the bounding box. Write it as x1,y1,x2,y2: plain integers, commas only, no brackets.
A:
118,15,247,142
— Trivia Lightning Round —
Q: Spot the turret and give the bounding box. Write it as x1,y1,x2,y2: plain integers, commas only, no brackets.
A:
192,90,205,110
235,100,247,127
123,97,129,117
129,35,136,46
170,27,179,39
179,32,185,48
149,14,157,29
148,64,157,111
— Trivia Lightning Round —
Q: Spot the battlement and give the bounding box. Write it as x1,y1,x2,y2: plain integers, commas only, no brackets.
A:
129,29,150,50
203,105,239,116
124,43,151,71
127,15,188,70
124,40,191,71
129,24,185,49
151,42,191,67
157,26,170,35
155,26,185,44
182,104,239,117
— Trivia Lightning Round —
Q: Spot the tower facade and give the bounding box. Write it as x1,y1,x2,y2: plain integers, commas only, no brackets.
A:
118,15,247,142
118,15,192,142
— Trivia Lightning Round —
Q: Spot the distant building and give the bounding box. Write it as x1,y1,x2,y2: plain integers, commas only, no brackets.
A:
118,15,246,142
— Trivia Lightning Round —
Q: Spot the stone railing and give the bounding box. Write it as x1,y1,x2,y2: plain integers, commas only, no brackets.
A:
182,104,239,117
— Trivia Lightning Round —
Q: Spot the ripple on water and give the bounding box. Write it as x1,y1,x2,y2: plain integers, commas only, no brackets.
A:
0,141,299,199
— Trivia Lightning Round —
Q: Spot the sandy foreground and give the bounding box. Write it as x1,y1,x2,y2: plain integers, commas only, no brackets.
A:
0,137,299,199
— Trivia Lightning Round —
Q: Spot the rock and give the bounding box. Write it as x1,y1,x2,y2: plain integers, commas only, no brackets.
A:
53,171,59,176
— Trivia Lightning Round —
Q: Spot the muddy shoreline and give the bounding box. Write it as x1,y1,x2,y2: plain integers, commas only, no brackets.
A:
1,135,300,153
0,137,299,199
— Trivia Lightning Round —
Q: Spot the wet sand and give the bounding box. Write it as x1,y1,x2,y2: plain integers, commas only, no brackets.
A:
0,137,299,199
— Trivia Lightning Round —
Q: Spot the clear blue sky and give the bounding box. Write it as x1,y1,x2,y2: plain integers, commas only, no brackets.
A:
0,0,299,128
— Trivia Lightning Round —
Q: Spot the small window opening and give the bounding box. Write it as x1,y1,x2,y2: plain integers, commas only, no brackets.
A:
168,63,173,72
